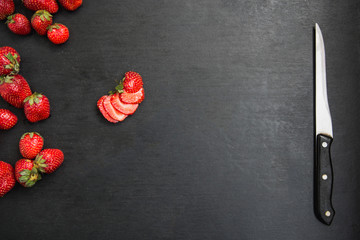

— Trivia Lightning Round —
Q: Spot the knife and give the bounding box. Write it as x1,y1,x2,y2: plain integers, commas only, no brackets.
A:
314,23,335,225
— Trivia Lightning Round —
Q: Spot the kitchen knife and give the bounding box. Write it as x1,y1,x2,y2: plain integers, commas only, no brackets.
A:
314,23,335,225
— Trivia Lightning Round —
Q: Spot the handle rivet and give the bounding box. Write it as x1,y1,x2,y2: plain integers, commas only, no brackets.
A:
325,211,331,217
322,142,328,148
322,174,328,180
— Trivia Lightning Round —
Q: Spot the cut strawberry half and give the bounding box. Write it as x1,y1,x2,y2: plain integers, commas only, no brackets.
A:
110,93,138,115
103,96,127,121
120,88,145,104
97,96,118,123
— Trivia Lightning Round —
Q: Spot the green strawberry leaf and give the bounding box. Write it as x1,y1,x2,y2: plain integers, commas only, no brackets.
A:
6,53,15,63
25,181,35,188
19,176,29,183
20,169,31,176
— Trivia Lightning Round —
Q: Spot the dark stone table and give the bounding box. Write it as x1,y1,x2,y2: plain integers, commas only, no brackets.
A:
0,0,359,239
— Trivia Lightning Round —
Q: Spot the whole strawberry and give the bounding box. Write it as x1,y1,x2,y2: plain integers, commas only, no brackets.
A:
19,132,44,159
0,161,16,197
0,0,14,20
31,10,52,36
47,23,69,44
15,159,41,187
0,75,32,108
22,0,58,14
23,92,50,122
0,109,17,130
123,71,143,93
58,0,82,11
0,46,21,76
35,149,64,174
6,13,31,35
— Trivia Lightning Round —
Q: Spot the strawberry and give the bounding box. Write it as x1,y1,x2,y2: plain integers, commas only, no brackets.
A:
123,71,143,93
15,159,41,187
0,46,21,76
34,149,64,174
0,0,14,20
22,0,58,14
19,132,44,159
103,95,127,121
0,161,16,197
110,93,138,115
0,75,32,108
31,10,52,36
58,0,82,11
6,13,31,35
23,92,50,122
120,87,145,104
47,23,69,44
0,109,17,130
97,95,118,123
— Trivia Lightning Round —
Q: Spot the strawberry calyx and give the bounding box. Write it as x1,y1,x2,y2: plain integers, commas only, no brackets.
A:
18,167,41,187
24,92,42,105
21,132,43,140
47,23,61,31
108,78,125,95
33,155,48,173
0,75,14,85
2,52,20,75
32,10,52,22
5,14,16,24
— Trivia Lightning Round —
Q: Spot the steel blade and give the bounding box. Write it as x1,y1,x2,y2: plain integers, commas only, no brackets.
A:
315,23,333,138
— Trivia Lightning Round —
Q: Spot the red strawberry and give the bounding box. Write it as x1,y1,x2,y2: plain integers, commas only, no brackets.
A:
97,95,118,123
120,87,145,104
22,0,58,14
103,95,127,121
0,0,14,20
0,109,17,130
47,23,69,44
0,46,21,76
19,132,44,159
58,0,82,11
23,92,50,122
0,75,32,108
110,93,138,115
123,71,143,93
31,10,52,36
6,13,31,35
34,149,64,174
15,159,41,187
0,161,16,197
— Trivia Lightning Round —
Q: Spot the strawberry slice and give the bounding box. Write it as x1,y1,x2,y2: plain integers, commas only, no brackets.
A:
110,93,138,115
103,96,127,121
97,96,118,123
120,88,145,104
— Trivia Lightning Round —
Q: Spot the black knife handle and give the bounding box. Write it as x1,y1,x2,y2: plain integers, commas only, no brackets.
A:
315,134,335,225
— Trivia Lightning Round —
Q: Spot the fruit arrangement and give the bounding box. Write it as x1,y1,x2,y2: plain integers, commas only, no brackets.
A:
0,46,50,125
98,71,145,123
0,132,64,195
0,0,83,44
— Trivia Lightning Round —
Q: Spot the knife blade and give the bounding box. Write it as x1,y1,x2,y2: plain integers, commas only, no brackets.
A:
314,23,335,225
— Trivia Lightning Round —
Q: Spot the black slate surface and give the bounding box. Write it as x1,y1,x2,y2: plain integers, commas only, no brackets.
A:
0,0,359,239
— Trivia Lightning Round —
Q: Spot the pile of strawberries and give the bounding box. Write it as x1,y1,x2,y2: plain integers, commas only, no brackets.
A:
98,71,145,123
0,46,51,130
0,0,83,44
0,132,64,197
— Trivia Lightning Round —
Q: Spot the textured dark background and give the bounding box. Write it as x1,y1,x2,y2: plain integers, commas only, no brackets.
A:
0,0,359,239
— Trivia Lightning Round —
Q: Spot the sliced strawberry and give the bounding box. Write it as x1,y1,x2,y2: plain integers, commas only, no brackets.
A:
103,96,127,121
97,96,118,123
120,88,145,104
110,93,138,115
